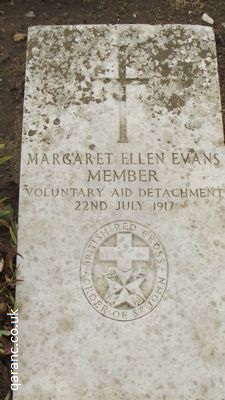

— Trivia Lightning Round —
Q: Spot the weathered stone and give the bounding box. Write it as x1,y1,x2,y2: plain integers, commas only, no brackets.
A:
15,25,225,399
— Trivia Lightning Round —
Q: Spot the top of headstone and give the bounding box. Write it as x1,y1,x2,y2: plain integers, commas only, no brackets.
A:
23,24,223,149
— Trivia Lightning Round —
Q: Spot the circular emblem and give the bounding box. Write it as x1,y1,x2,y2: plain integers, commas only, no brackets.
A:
80,220,168,321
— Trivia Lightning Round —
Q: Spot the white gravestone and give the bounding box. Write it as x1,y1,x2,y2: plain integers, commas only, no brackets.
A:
16,25,225,399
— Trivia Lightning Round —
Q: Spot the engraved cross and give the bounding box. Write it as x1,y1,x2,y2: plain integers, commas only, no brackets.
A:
100,46,149,143
99,233,149,273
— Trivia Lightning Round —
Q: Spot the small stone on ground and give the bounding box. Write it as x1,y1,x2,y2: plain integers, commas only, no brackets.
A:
202,13,214,25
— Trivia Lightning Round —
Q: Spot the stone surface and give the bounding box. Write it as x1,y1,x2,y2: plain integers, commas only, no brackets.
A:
15,25,225,399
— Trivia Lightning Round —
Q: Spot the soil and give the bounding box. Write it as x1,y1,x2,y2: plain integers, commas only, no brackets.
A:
0,0,225,398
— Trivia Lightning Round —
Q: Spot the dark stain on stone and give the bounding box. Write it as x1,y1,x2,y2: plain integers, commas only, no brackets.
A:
64,28,72,38
63,40,72,52
94,65,106,76
28,129,36,136
28,25,216,114
167,93,185,112
41,137,51,144
75,72,85,82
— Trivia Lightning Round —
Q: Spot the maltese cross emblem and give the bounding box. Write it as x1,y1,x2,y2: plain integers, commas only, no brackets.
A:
80,221,168,321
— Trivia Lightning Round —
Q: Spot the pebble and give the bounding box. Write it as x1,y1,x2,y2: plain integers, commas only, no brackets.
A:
13,32,27,42
25,11,36,18
202,13,214,25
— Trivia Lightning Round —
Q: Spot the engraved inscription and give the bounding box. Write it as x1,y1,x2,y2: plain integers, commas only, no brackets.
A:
80,220,168,321
23,149,223,213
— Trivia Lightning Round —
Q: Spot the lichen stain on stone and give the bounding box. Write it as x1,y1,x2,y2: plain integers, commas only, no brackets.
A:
94,65,106,76
166,93,185,112
63,40,73,52
53,118,60,125
25,25,218,146
40,136,51,145
58,317,74,332
180,200,188,208
28,129,37,137
126,27,216,115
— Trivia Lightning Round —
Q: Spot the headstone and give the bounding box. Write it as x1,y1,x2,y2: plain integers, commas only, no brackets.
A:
15,25,225,399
